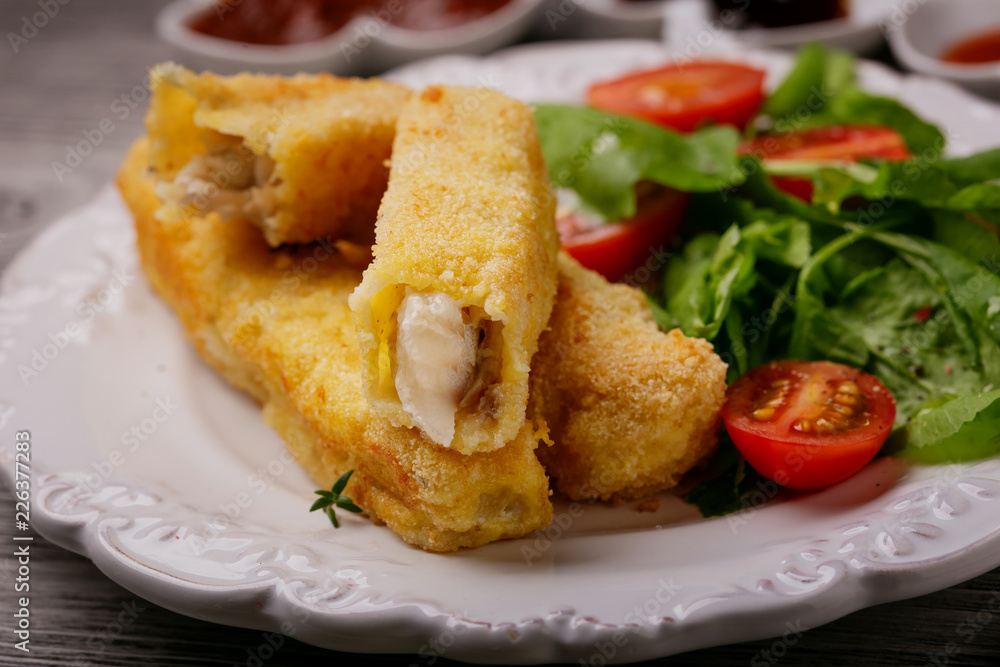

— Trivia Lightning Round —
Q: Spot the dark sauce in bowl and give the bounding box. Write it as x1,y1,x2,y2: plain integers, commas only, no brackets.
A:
712,0,848,30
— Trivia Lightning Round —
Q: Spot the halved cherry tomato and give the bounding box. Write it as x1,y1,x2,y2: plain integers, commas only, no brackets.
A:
739,125,912,202
586,62,766,133
557,186,689,282
722,360,896,490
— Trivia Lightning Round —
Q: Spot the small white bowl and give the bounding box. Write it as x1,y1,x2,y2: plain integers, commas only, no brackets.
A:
887,0,1000,99
155,0,546,76
542,0,667,40
155,0,353,75
663,0,895,56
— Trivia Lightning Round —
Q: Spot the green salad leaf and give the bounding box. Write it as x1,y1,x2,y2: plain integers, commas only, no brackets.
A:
898,390,1000,463
664,226,756,340
761,43,945,155
762,42,855,121
533,41,1000,518
533,104,744,221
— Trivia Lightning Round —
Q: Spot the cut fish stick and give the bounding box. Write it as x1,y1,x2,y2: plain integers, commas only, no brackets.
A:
350,86,559,455
118,138,552,552
530,254,728,501
146,62,410,247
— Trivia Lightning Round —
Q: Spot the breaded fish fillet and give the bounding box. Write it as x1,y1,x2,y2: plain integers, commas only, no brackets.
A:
530,254,728,502
118,138,552,552
349,86,559,454
146,63,410,247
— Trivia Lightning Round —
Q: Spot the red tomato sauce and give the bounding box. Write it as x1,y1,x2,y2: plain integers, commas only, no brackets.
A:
941,26,1000,64
391,0,513,31
188,0,513,45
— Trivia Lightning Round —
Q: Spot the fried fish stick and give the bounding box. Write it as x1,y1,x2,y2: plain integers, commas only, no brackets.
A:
146,62,410,247
349,86,559,454
530,254,728,501
118,138,552,552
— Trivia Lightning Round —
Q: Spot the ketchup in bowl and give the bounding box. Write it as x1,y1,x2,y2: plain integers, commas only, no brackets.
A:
188,0,514,45
941,25,1000,65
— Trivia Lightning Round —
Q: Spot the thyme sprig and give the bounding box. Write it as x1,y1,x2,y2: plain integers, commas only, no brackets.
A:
309,470,362,528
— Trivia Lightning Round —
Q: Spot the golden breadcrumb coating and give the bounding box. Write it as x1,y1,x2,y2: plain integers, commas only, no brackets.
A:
146,62,410,246
530,253,728,501
350,85,559,455
118,138,552,552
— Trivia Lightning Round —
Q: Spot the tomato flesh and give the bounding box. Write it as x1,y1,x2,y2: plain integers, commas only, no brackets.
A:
722,361,896,490
739,125,912,202
587,62,766,133
557,186,689,282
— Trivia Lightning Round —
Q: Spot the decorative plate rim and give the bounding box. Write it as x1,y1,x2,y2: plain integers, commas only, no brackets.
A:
3,42,1000,664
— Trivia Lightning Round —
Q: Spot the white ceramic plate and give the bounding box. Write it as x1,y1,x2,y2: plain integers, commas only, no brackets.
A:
3,42,1000,665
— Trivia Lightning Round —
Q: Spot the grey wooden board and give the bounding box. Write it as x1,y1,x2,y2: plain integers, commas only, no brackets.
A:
0,0,998,664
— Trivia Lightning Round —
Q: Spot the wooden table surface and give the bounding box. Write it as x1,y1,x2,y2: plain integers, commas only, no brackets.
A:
1,1,999,665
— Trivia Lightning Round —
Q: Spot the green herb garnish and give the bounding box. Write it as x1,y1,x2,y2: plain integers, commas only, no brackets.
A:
310,470,363,528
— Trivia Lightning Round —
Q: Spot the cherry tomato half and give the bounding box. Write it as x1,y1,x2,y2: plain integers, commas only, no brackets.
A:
557,186,690,283
739,125,912,201
721,360,897,490
587,61,766,133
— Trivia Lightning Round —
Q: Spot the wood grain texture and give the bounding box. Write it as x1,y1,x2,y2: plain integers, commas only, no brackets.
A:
0,1,999,664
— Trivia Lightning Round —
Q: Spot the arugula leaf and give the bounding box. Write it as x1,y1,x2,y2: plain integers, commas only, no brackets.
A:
897,389,1000,463
740,214,812,268
533,105,743,221
871,233,1000,348
663,226,758,340
762,44,945,155
932,210,1000,271
762,42,854,123
791,153,1000,218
